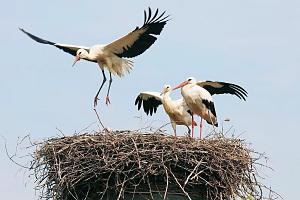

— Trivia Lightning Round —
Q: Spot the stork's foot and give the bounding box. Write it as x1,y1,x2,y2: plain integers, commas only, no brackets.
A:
94,96,100,107
105,96,111,105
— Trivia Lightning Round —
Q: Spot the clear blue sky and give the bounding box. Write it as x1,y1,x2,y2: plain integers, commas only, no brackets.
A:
1,0,299,199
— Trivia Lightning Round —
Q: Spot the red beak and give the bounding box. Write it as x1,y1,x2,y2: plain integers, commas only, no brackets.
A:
72,55,80,67
172,81,188,91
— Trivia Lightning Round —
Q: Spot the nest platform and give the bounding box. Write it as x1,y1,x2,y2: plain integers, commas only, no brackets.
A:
31,130,264,200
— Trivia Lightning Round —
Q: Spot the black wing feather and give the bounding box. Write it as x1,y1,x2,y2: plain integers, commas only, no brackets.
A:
135,94,162,116
116,8,169,58
201,81,248,101
19,28,55,45
54,45,77,56
202,99,218,127
19,28,91,58
146,7,152,23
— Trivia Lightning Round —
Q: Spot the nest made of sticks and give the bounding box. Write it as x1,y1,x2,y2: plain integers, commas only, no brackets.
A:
31,130,268,200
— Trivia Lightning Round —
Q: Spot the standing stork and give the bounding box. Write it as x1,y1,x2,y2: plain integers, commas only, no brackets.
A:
173,77,248,138
19,8,169,107
135,85,196,137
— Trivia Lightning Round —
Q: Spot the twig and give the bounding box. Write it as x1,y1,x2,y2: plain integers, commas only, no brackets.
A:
131,138,141,169
153,122,171,134
2,135,30,169
168,168,192,200
163,166,169,200
116,178,126,200
184,159,202,186
93,108,105,129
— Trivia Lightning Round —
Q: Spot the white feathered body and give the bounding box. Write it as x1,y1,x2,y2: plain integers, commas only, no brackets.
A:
162,93,196,127
89,45,133,77
135,87,197,135
181,84,217,125
163,99,187,125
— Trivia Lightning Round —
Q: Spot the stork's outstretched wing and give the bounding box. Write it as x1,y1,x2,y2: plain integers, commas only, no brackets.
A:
104,7,169,58
197,81,248,100
19,28,91,57
135,91,163,116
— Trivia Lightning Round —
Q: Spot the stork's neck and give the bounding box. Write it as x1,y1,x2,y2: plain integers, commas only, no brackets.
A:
82,50,97,61
181,84,194,98
162,92,175,112
162,91,172,102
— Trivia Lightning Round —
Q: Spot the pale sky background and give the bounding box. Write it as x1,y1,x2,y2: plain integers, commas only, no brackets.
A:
1,0,300,199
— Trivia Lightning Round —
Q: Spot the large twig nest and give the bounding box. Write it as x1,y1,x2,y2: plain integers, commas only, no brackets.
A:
31,130,269,200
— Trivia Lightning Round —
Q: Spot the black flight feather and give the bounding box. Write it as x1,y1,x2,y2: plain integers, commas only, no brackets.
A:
135,94,162,116
202,99,218,127
116,8,169,58
19,27,94,60
201,81,248,101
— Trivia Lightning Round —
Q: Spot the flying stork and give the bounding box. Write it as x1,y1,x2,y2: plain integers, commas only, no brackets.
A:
173,77,248,138
19,8,169,107
135,85,196,137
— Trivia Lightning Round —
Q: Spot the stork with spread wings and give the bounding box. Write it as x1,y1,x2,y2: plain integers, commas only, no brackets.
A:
20,8,169,107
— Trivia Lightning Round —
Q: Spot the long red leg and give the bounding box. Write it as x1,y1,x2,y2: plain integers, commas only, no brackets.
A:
200,117,203,139
191,114,194,138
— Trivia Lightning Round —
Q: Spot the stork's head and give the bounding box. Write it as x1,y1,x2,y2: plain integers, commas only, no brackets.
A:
72,49,87,67
160,84,172,95
186,77,197,84
172,77,197,90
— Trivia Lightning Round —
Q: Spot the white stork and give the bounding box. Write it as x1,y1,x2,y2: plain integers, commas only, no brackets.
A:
19,8,169,107
135,85,196,136
173,77,247,138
